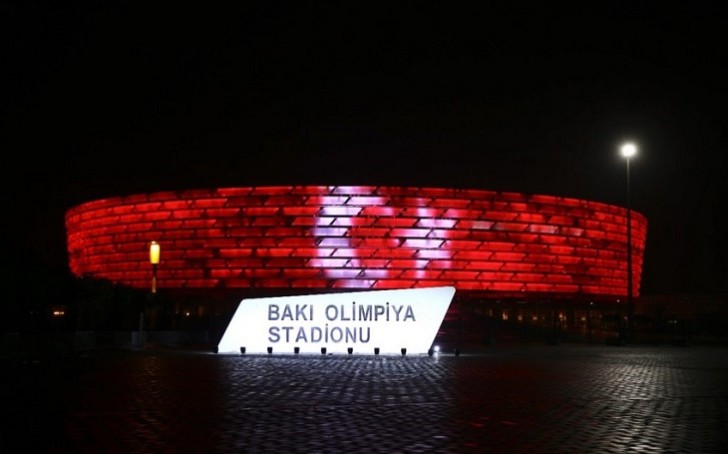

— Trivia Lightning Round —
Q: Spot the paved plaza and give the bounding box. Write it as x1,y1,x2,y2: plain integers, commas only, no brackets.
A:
2,343,728,453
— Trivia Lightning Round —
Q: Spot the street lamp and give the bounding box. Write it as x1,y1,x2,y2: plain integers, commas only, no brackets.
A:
620,142,637,342
137,241,160,348
149,241,161,332
150,241,160,293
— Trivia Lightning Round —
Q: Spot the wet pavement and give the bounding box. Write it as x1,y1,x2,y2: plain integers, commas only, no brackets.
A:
2,343,728,453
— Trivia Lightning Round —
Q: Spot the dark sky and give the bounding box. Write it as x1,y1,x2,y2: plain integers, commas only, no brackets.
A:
2,1,726,296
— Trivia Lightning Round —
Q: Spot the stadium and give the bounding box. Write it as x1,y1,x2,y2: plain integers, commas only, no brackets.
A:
65,185,647,344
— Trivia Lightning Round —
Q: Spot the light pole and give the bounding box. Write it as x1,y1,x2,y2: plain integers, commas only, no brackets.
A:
620,142,637,342
150,241,160,294
149,241,160,330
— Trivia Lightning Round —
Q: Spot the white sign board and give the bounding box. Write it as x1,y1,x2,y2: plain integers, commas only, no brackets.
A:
217,286,455,355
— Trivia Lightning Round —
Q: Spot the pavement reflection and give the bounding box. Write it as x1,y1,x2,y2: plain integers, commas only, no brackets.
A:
3,344,727,452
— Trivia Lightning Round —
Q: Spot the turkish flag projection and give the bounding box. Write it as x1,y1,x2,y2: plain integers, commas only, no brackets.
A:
65,185,647,301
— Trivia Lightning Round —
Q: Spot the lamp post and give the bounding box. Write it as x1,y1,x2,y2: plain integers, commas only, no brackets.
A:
620,142,637,343
150,241,160,294
149,241,160,330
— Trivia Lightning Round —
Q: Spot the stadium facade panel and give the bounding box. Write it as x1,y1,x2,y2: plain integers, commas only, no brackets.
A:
65,186,647,302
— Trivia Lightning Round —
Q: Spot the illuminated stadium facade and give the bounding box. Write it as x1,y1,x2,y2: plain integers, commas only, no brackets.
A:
65,186,647,341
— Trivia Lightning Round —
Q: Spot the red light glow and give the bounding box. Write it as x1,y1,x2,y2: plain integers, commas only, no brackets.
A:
65,186,647,301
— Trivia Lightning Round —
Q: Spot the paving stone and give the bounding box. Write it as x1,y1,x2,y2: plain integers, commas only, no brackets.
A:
2,344,727,452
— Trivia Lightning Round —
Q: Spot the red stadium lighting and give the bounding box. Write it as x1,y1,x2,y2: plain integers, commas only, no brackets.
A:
65,186,647,304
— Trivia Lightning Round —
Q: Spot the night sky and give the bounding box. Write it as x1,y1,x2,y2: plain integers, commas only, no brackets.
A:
2,2,726,296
